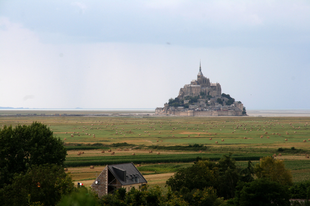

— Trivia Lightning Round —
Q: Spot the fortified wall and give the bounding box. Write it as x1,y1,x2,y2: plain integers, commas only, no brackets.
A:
155,63,246,116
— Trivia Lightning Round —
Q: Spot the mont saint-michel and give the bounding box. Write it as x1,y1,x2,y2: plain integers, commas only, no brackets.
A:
155,64,246,116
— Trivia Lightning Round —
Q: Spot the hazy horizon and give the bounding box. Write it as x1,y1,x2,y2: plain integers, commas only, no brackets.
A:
1,107,310,112
2,108,310,118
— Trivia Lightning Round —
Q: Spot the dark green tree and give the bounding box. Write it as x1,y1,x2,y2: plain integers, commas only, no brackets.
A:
98,184,225,206
0,122,67,188
226,98,235,106
100,186,164,206
221,93,235,105
184,96,199,104
254,156,293,186
200,91,206,98
0,164,74,206
217,98,223,105
58,187,99,206
242,107,247,115
168,98,183,107
221,93,232,99
234,178,290,206
239,160,255,183
216,153,241,199
189,96,199,104
181,187,224,206
289,180,310,199
167,154,249,200
166,160,217,192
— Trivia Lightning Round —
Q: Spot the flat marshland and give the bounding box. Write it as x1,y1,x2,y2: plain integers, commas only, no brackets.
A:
1,112,310,188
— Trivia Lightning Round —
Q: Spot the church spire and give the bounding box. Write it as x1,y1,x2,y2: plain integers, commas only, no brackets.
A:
198,61,203,76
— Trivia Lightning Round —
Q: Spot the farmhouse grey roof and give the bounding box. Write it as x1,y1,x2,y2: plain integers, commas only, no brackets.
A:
108,163,147,186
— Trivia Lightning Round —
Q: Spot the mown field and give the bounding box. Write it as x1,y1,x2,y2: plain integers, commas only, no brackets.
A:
1,113,310,188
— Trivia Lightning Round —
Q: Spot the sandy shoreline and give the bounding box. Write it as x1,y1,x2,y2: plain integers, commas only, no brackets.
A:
247,110,310,117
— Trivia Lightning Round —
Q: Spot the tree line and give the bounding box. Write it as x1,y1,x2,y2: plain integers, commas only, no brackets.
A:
60,154,310,206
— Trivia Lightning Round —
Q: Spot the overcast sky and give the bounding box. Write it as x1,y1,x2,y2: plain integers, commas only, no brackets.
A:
0,0,309,110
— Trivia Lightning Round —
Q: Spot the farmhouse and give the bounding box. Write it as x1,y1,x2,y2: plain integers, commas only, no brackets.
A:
91,163,147,197
155,63,246,116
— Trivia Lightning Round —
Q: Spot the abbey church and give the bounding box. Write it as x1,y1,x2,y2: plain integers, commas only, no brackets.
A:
155,63,246,116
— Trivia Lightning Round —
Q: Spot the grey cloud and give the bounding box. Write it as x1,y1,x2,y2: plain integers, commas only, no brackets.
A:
1,1,310,48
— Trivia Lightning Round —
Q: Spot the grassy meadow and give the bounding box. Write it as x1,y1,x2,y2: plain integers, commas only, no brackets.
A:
1,113,310,188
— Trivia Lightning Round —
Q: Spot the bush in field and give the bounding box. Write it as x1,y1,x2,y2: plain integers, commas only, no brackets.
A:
111,142,134,147
149,144,207,151
0,122,67,188
276,147,304,154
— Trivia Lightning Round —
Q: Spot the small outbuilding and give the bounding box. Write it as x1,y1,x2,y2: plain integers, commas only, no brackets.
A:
91,163,147,197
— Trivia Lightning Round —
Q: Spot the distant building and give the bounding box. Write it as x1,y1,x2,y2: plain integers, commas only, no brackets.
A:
91,163,147,197
155,62,246,116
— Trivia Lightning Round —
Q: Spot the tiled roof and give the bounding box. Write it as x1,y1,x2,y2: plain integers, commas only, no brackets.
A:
108,163,147,186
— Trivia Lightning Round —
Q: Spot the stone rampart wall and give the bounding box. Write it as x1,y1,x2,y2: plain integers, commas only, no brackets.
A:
192,111,213,116
172,111,191,116
157,109,242,116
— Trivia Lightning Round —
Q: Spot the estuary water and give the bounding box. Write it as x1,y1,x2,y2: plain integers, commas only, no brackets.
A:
247,110,310,117
1,108,310,117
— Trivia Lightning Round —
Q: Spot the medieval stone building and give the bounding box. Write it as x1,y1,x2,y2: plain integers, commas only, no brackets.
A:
91,163,147,197
178,63,222,99
155,63,246,116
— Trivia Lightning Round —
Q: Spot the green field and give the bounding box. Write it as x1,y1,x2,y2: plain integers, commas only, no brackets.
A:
1,113,310,186
65,152,269,167
1,116,309,147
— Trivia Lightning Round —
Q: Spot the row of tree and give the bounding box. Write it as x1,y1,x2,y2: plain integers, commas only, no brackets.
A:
165,154,294,205
169,93,236,108
59,154,310,206
168,96,200,108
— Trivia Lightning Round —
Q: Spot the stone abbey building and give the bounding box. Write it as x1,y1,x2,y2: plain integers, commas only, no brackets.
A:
155,63,246,116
